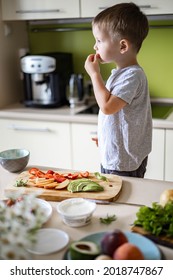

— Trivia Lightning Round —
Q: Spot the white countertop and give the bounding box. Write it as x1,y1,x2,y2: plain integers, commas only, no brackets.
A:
0,165,173,260
0,102,98,124
1,102,173,128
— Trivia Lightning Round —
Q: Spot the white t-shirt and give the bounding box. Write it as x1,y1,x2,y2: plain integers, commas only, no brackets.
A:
98,65,152,171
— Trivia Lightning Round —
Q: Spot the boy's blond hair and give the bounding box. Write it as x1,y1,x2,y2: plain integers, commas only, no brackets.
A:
92,2,149,52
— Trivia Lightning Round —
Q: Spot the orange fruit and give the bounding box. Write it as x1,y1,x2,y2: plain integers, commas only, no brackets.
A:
113,243,144,260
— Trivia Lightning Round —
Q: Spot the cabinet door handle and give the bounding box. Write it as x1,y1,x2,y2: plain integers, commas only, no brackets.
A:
99,7,108,10
99,5,152,10
16,9,60,14
138,5,152,9
8,124,52,133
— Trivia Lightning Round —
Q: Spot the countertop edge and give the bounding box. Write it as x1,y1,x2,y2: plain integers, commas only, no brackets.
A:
1,103,173,128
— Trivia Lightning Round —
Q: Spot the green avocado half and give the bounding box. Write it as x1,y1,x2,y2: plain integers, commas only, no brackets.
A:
69,241,101,260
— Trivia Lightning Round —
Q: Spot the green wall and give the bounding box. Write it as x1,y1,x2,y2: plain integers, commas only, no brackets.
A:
28,22,173,98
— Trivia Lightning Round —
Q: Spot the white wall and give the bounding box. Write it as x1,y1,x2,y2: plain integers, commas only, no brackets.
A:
0,4,29,108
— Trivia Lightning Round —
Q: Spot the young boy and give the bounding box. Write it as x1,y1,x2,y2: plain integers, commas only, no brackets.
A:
84,2,152,178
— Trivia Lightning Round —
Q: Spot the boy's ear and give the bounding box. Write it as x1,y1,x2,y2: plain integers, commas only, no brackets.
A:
119,39,129,53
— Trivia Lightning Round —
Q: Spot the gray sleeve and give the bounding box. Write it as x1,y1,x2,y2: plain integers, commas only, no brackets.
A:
111,69,144,104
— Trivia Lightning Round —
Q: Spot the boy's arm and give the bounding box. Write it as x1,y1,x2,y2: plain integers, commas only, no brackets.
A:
85,54,127,115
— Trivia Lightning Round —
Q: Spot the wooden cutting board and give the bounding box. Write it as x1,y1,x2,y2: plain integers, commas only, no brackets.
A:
131,226,173,249
5,171,122,202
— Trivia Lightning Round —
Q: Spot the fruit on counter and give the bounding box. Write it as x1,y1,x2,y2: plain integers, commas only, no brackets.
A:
67,178,104,193
28,167,90,180
69,241,101,260
113,243,144,260
15,167,92,190
69,229,146,260
160,189,173,206
80,171,89,178
133,201,173,237
14,167,113,192
55,179,70,189
100,229,128,257
95,254,113,260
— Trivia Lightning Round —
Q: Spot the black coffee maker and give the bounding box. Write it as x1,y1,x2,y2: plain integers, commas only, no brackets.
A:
20,52,73,108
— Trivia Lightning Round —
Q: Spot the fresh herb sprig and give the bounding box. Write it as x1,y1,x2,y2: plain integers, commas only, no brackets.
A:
100,214,117,225
14,179,28,187
134,201,173,237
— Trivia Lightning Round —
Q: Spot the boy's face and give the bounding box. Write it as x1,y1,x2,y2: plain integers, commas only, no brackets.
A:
92,24,120,63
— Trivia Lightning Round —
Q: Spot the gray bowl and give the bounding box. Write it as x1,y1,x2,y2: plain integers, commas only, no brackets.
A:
0,149,30,172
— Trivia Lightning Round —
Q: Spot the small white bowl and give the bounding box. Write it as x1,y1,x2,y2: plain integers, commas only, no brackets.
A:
57,198,96,227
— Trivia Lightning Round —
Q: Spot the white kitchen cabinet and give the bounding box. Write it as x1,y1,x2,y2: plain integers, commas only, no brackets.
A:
80,0,173,18
0,119,72,169
145,128,165,181
80,0,120,18
71,123,100,172
1,0,80,20
165,130,173,182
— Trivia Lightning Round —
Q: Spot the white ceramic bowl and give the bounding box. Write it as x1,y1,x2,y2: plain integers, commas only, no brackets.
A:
0,148,30,172
57,198,96,227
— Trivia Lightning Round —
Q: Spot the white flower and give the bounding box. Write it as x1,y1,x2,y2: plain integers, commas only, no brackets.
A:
0,192,46,260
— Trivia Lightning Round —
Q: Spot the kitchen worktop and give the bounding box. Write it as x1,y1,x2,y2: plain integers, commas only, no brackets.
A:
0,102,98,124
0,165,173,260
1,102,173,128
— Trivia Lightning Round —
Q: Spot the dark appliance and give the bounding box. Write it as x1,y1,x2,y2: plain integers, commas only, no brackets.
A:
77,103,99,114
20,52,73,108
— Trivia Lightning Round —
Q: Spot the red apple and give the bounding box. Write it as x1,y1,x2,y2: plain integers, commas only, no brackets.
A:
100,229,128,257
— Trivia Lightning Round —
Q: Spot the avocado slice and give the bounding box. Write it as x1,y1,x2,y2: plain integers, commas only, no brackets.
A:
67,178,104,193
70,241,101,260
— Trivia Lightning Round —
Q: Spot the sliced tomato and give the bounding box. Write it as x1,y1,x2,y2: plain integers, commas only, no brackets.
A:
44,173,54,179
80,171,89,178
28,167,40,175
46,170,54,175
53,173,66,183
63,173,70,178
66,173,79,179
36,170,46,178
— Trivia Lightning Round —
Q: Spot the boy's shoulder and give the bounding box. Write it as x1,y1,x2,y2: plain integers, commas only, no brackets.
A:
111,65,145,79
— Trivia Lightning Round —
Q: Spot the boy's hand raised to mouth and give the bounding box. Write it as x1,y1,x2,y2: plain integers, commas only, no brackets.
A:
84,54,101,77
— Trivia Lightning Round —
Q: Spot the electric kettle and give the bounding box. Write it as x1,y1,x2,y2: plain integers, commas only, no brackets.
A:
68,74,84,108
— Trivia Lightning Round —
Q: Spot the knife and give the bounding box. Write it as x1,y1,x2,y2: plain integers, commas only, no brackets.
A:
87,199,145,207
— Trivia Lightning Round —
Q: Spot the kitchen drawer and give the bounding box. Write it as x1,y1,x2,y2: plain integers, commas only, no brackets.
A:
1,0,80,20
0,119,72,169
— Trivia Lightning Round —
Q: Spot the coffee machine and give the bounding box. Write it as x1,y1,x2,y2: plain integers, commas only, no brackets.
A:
20,52,73,108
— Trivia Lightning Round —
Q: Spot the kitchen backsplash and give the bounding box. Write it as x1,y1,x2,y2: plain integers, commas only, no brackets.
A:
28,21,173,99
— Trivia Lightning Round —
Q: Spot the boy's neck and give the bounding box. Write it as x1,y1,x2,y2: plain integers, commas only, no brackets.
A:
116,57,138,69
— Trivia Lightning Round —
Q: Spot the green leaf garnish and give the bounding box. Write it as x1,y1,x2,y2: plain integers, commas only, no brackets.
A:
100,214,117,225
14,179,28,187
